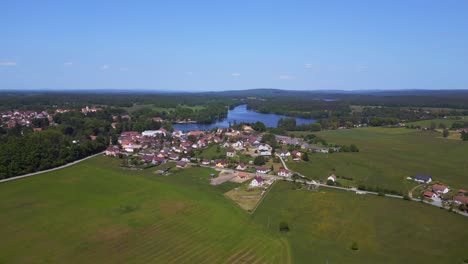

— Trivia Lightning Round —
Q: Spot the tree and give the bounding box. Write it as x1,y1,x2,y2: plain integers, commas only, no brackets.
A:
442,128,449,138
430,122,437,130
349,144,359,152
461,132,468,141
302,152,309,161
252,121,266,132
254,156,265,166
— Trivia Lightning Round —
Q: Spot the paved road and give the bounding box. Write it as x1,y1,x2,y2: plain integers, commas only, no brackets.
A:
0,151,104,184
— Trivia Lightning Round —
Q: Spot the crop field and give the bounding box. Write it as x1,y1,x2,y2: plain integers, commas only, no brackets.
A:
252,181,468,264
0,156,289,264
287,127,468,193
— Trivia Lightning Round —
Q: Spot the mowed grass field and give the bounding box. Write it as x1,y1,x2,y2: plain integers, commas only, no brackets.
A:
252,181,468,264
0,156,289,264
288,127,468,193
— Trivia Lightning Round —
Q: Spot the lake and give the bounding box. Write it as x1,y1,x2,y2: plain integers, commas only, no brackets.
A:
173,104,316,131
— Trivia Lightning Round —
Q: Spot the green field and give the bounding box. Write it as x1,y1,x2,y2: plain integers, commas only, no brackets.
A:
406,117,467,128
1,154,468,263
288,127,468,193
124,104,205,113
0,157,288,263
253,181,468,263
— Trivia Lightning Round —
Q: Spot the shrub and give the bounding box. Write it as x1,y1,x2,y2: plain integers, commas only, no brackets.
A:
351,242,359,251
279,221,290,232
403,195,411,201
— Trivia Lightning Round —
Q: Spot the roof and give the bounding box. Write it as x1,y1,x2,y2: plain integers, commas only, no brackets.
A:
413,174,432,181
433,184,447,191
279,168,290,173
254,176,264,183
238,172,249,178
454,196,468,204
423,191,436,197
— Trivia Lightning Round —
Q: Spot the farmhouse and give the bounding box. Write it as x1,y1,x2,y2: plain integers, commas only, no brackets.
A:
277,168,292,177
423,191,437,199
249,177,264,187
432,184,449,194
412,174,433,183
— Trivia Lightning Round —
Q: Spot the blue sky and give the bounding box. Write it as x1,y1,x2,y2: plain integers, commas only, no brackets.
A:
1,0,468,91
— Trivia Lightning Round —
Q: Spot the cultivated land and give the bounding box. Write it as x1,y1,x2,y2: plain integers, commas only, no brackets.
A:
0,156,289,264
0,154,468,263
252,181,468,263
287,127,468,193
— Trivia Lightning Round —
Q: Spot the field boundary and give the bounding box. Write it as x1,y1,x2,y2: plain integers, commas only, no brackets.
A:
0,151,104,184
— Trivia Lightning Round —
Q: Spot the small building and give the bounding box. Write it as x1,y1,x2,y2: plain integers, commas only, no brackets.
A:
215,160,228,168
412,174,433,184
423,191,437,199
453,196,468,205
250,177,264,188
226,148,236,157
278,168,292,177
238,171,249,179
432,184,449,194
236,163,247,171
201,159,211,165
176,160,188,168
278,150,291,157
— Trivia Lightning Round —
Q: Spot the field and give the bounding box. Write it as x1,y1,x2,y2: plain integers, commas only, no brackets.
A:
0,154,468,263
224,183,264,211
252,181,468,263
287,127,468,193
0,156,289,263
406,117,467,128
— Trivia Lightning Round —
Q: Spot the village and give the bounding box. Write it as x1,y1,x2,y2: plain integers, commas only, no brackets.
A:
104,123,468,215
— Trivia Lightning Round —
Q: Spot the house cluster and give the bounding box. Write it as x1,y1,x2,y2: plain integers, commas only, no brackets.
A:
1,110,53,129
411,174,468,207
107,128,228,166
81,106,102,115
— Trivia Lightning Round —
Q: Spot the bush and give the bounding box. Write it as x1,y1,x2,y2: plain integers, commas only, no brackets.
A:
403,195,411,201
351,242,359,251
279,221,290,232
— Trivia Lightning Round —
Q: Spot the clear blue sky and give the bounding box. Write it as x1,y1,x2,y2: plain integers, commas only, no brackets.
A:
1,0,468,91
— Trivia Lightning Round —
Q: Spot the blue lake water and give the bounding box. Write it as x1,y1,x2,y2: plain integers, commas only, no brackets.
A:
173,104,316,131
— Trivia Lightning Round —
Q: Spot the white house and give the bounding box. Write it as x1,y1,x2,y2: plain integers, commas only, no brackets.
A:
226,148,236,157
278,169,292,177
260,151,272,156
142,129,167,137
278,150,291,157
432,184,449,194
236,163,247,171
249,177,264,187
258,144,270,151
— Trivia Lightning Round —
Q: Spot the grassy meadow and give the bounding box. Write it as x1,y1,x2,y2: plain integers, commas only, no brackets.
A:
253,181,468,263
0,156,289,264
288,127,468,193
1,152,467,263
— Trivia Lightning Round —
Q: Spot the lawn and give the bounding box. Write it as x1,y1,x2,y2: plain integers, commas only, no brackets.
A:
196,144,226,160
224,183,263,212
287,127,468,193
252,181,468,264
0,156,289,263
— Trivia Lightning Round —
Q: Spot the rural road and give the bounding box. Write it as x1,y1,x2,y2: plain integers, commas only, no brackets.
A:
0,151,104,184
